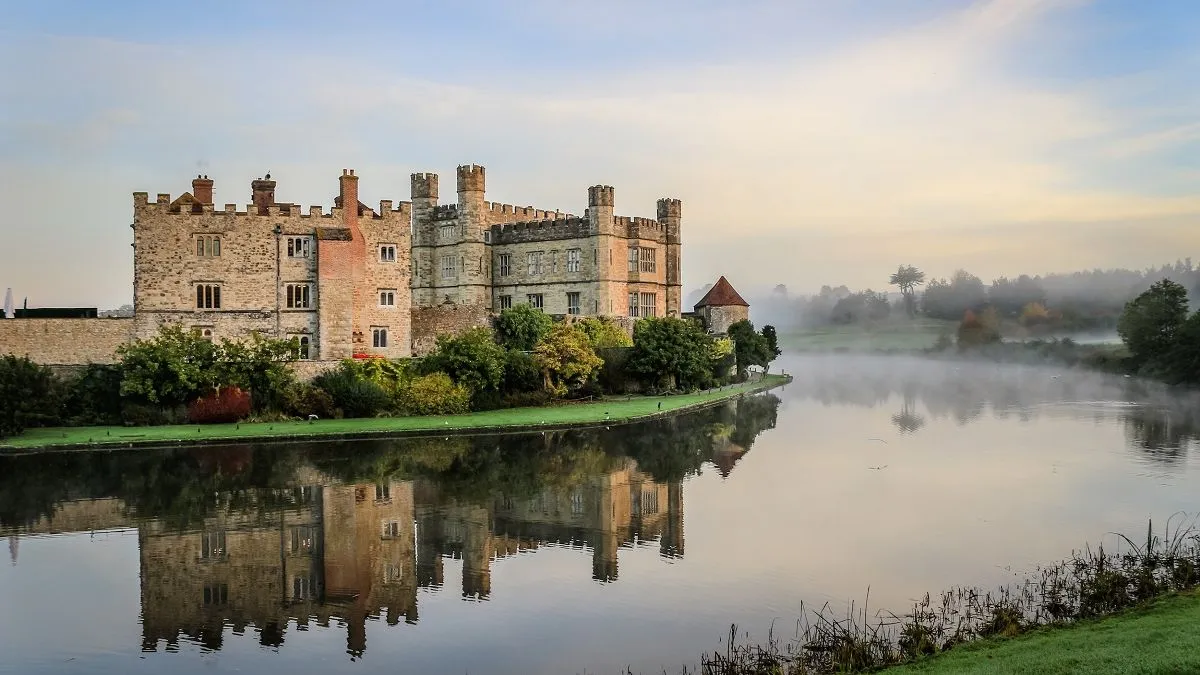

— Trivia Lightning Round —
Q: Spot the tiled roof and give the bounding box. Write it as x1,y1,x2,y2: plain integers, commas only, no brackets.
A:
694,276,749,308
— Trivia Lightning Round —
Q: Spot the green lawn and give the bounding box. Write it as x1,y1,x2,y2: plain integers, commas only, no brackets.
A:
782,319,956,352
0,375,790,451
882,591,1200,675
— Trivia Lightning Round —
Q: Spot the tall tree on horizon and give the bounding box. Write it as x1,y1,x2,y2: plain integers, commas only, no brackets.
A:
890,264,926,318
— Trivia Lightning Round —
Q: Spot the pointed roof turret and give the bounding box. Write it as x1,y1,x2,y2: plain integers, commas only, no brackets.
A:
694,276,749,309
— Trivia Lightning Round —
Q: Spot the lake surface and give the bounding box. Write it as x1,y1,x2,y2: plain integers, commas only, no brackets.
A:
2,354,1199,675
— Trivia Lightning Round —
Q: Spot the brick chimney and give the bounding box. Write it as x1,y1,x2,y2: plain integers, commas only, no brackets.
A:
192,175,213,204
339,169,359,229
251,175,276,215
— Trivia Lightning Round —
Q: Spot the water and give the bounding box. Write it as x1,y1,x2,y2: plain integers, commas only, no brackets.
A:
2,354,1198,675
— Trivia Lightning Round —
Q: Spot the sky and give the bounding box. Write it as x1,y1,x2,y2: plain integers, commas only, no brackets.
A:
1,0,1198,308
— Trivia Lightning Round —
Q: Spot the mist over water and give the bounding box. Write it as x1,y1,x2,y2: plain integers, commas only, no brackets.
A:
2,354,1199,674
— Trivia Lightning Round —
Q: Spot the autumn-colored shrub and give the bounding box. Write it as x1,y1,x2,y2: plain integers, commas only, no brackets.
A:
397,373,471,416
186,387,253,424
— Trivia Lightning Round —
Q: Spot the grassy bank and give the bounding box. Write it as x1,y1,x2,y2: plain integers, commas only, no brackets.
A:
882,590,1200,674
0,374,790,452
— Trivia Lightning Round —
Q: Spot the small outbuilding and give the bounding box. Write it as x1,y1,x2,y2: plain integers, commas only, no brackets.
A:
693,276,750,334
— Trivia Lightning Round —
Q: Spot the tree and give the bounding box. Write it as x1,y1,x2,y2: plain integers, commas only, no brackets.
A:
575,316,633,349
1117,279,1190,370
0,355,61,439
956,307,1001,348
727,319,776,378
890,265,926,318
494,304,553,351
424,327,506,393
116,324,220,405
762,325,781,361
830,290,890,324
1162,311,1200,384
397,372,471,415
532,324,603,397
213,333,298,411
628,317,716,391
922,270,988,320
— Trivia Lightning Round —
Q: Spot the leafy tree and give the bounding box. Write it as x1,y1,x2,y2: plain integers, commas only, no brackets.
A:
424,327,506,393
956,307,1001,348
1118,279,1190,370
532,323,603,397
397,372,471,415
1162,311,1200,384
728,319,776,377
890,265,926,318
628,317,715,391
313,363,392,418
213,333,298,411
990,275,1047,318
762,325,781,360
576,316,633,349
1019,302,1051,327
502,349,543,395
709,336,736,382
116,324,220,405
0,355,61,439
62,364,124,426
494,304,553,351
922,270,988,320
830,290,890,324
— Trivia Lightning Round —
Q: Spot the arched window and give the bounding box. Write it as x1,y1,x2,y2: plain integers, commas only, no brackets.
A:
298,336,310,360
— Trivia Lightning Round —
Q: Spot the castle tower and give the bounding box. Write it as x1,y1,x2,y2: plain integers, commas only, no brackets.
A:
454,164,491,306
657,198,683,317
588,185,617,315
409,172,439,306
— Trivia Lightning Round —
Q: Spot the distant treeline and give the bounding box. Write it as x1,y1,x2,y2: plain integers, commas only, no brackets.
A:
756,259,1200,331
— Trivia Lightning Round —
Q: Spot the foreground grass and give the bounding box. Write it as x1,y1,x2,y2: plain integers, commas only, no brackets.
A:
1,375,789,450
882,590,1200,675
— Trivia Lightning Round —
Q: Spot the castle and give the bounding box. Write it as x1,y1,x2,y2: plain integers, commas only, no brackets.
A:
131,165,682,358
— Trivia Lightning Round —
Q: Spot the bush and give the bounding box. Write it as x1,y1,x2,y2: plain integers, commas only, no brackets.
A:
424,327,506,393
0,354,61,439
120,402,187,427
502,349,542,394
187,387,253,424
500,390,553,409
282,382,337,419
62,364,124,426
397,373,471,416
494,304,553,351
313,366,391,418
596,346,635,394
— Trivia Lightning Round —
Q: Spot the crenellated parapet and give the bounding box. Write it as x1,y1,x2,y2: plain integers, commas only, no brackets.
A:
132,193,411,223
490,217,592,245
613,215,668,242
485,201,576,223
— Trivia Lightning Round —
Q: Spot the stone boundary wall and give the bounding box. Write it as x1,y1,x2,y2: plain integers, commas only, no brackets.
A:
0,318,133,364
411,305,493,356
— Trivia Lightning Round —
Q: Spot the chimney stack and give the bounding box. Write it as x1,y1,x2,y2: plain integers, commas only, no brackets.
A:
251,175,276,215
192,175,213,205
339,169,360,229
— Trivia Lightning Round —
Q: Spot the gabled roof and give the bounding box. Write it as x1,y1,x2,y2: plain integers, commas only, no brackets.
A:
694,276,749,309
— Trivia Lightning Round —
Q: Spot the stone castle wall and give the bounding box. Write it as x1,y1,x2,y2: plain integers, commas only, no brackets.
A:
0,318,133,364
410,304,493,356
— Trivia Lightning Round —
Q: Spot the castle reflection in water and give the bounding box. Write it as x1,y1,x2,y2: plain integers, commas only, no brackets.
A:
2,395,779,657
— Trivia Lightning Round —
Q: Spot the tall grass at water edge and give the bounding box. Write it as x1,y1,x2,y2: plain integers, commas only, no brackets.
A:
693,514,1200,674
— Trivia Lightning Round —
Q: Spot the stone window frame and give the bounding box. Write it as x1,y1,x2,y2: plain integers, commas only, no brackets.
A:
439,223,457,241
195,234,221,258
193,325,215,342
202,583,229,606
527,293,544,310
498,295,513,310
196,283,222,310
628,290,639,318
639,247,657,273
627,246,638,272
290,526,316,554
199,530,227,561
379,244,397,263
285,283,311,309
640,292,657,318
527,251,544,276
287,334,311,360
372,326,389,349
566,292,581,315
378,289,396,307
566,248,581,273
292,575,315,601
499,253,511,277
440,254,457,279
286,236,311,258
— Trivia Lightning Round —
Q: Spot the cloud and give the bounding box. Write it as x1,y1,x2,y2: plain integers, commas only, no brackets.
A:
0,0,1197,305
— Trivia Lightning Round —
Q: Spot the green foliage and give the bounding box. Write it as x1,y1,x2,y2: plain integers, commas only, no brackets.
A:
1162,312,1200,385
762,325,781,360
532,323,603,397
312,363,391,418
424,327,506,393
728,319,777,377
397,372,471,416
281,382,337,419
1118,279,1190,371
595,346,635,394
923,270,989,321
890,264,926,317
116,324,220,405
502,349,542,395
494,304,553,351
628,317,716,392
576,316,633,349
830,290,891,324
211,333,298,412
62,364,124,426
0,355,61,438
